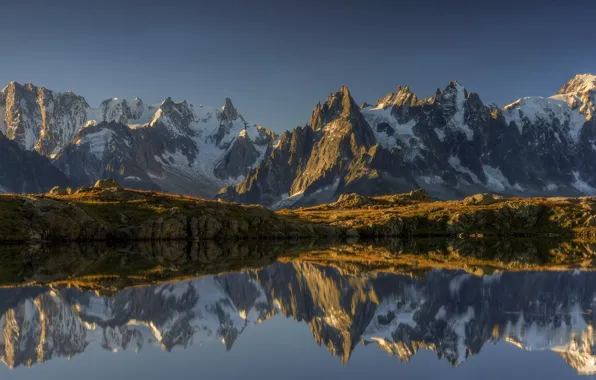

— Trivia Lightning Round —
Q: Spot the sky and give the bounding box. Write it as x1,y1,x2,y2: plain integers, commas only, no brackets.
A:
1,0,595,133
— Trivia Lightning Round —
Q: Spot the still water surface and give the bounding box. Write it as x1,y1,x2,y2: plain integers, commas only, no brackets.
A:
0,253,595,379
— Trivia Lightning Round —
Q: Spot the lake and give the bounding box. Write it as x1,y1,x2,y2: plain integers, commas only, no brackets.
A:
0,240,595,379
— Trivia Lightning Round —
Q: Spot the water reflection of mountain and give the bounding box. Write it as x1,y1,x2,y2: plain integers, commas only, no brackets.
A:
2,261,596,374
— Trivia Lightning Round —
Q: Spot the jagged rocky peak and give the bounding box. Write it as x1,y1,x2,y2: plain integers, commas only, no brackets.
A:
309,85,362,131
374,85,418,109
552,73,596,119
437,80,467,102
249,124,278,145
98,97,146,124
153,97,196,133
220,97,240,121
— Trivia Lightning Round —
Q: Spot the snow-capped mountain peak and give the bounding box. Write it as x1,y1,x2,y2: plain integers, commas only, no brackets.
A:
557,73,596,94
52,91,277,197
220,76,596,207
551,73,596,120
503,96,587,141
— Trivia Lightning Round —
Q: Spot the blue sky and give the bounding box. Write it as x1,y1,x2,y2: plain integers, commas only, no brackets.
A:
1,0,594,132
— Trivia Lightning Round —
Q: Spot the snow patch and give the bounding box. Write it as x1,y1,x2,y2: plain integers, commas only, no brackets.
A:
482,165,510,192
449,156,479,184
419,175,444,185
571,171,596,194
444,84,474,141
544,183,558,191
435,306,447,320
74,129,115,160
450,307,475,364
361,106,417,149
449,274,472,297
503,97,587,142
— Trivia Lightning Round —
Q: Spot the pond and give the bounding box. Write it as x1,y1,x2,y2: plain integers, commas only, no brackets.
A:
0,240,595,379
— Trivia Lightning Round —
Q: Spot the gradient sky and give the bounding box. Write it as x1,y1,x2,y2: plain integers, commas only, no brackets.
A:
1,0,595,132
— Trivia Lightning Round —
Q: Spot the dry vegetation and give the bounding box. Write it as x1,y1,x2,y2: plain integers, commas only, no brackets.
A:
0,184,594,243
281,191,596,238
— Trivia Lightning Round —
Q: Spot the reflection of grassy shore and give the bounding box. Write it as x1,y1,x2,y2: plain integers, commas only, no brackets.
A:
0,238,594,291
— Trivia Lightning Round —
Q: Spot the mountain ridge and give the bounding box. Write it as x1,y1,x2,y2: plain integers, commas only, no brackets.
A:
0,82,278,197
1,74,596,202
219,74,596,207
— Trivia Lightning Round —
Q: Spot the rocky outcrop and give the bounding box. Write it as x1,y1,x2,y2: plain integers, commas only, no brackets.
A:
326,188,431,209
93,178,121,189
462,193,504,205
48,186,72,195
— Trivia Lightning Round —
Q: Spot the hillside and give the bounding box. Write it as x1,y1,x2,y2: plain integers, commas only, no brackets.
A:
0,182,593,242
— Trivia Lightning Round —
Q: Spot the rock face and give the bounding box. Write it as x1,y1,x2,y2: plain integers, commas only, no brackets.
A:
218,86,404,208
219,75,596,207
0,82,88,156
1,82,277,198
0,133,72,193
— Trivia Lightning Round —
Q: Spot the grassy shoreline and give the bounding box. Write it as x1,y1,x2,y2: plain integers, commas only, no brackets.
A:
0,186,594,243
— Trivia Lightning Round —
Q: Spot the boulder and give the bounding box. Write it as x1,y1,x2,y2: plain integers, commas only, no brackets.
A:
93,178,122,189
463,193,504,206
48,186,71,196
404,188,430,202
581,201,596,212
334,193,367,208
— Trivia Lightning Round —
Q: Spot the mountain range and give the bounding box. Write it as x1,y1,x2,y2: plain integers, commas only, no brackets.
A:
1,74,595,205
0,82,276,196
1,263,596,374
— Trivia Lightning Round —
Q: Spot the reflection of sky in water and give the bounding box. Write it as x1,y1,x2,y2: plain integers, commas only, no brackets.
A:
0,316,585,380
1,264,596,379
